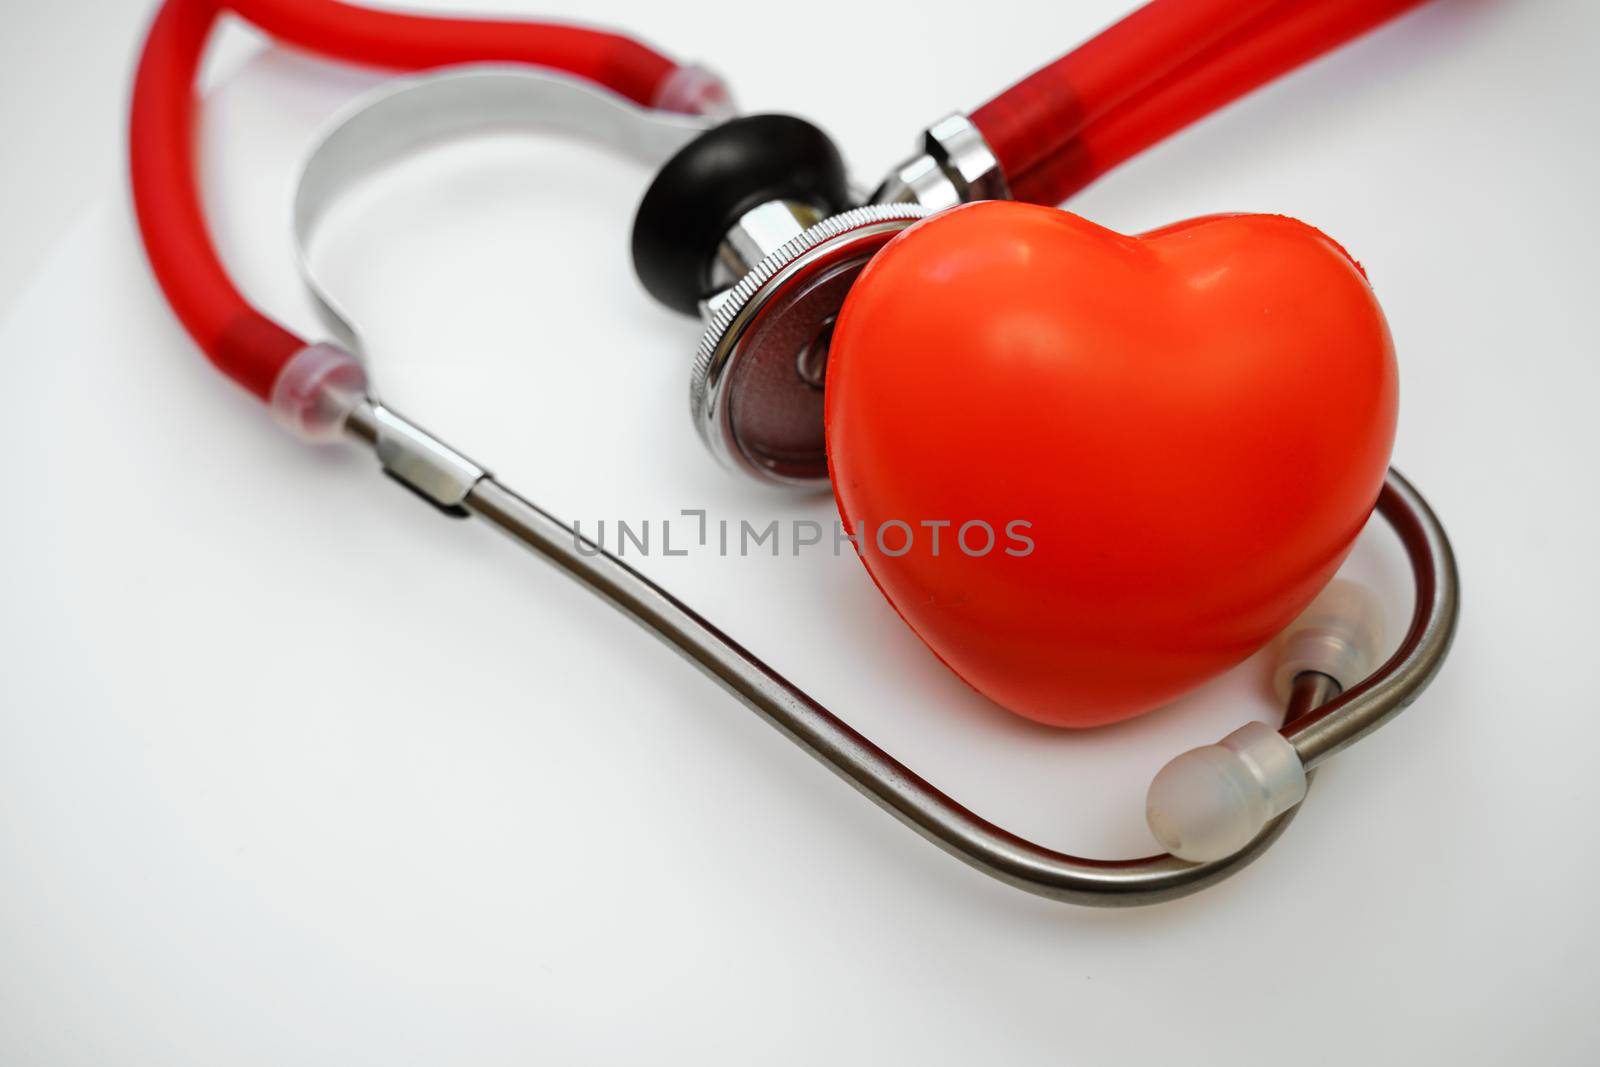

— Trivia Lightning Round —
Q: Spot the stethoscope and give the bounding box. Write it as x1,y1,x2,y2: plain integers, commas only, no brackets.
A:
130,0,1458,905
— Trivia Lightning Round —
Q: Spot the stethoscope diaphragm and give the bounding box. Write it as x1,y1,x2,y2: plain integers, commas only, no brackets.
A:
691,203,928,485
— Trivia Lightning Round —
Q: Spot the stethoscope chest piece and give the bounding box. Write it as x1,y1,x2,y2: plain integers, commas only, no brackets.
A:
690,202,927,485
630,113,929,484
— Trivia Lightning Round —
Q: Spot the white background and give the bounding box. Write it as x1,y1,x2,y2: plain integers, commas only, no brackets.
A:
2,1,1597,1063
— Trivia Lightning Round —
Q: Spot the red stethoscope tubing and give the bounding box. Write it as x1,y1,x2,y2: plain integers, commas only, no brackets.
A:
225,0,675,101
129,0,1427,402
991,0,1433,204
130,0,686,400
970,0,1284,186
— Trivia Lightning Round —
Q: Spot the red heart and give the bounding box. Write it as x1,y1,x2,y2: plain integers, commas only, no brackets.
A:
826,201,1396,728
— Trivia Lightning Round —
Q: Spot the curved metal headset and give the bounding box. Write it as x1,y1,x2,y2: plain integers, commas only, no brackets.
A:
289,67,1458,906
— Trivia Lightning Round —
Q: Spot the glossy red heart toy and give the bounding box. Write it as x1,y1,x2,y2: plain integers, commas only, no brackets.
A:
826,201,1397,727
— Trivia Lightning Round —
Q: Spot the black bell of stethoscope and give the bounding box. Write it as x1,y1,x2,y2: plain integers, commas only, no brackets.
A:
628,112,994,485
631,114,852,314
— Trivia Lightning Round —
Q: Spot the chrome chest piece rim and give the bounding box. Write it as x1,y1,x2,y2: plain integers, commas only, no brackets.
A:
691,203,931,486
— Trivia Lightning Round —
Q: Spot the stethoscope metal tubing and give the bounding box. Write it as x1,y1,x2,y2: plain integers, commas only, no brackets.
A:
293,65,718,356
344,398,1456,906
461,473,1302,905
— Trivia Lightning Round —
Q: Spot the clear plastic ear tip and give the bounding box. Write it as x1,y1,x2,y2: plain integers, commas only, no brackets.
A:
1271,579,1386,702
1146,721,1308,863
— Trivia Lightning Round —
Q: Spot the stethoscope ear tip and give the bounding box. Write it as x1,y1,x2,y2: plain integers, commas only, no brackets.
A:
1147,579,1390,863
1272,579,1387,702
1147,721,1308,863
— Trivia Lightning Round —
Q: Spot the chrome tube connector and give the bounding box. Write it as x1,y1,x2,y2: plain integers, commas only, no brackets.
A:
873,114,1010,210
345,400,487,512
